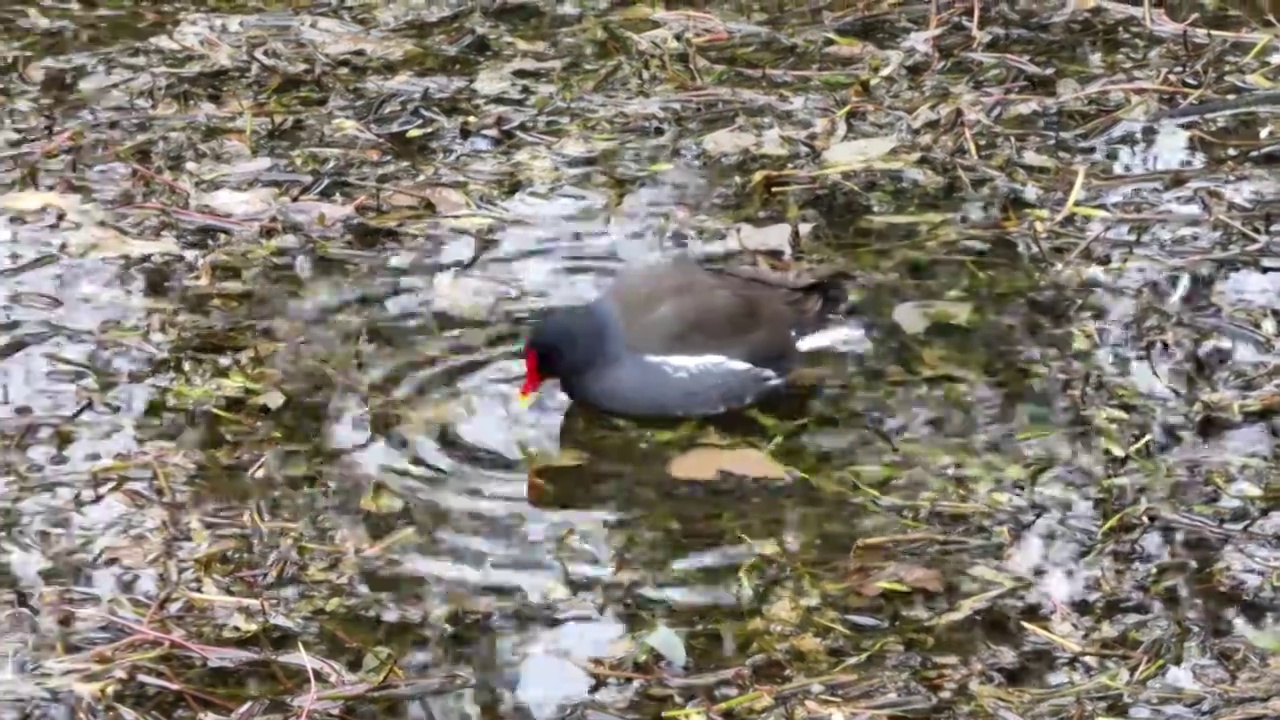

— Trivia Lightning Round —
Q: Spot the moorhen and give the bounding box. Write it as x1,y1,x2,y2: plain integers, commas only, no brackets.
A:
519,258,847,418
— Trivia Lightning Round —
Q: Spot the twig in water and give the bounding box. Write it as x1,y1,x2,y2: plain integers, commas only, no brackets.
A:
297,641,318,720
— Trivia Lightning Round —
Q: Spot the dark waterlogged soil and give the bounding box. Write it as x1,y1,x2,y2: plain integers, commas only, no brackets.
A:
1,1,1279,719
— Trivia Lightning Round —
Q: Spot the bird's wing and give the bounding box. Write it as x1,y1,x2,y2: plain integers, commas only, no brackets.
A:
612,279,799,369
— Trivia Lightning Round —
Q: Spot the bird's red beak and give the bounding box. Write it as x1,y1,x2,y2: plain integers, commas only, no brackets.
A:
518,350,543,408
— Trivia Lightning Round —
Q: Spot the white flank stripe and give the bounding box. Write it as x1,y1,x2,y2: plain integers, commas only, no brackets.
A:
643,354,778,380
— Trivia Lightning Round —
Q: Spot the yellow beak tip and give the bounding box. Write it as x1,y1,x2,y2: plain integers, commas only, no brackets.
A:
518,392,536,409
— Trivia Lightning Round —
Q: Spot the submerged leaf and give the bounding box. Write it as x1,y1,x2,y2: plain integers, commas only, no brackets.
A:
667,447,788,481
1235,618,1280,653
859,212,953,226
360,482,405,514
194,187,278,218
702,128,759,157
63,225,180,259
821,136,899,167
853,563,945,596
892,300,974,335
252,390,287,411
421,186,471,214
0,190,83,213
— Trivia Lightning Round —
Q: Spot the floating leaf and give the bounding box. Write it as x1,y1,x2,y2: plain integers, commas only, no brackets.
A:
641,624,687,667
729,222,792,256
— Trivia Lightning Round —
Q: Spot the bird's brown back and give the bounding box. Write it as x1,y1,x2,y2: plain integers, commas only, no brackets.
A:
606,259,846,369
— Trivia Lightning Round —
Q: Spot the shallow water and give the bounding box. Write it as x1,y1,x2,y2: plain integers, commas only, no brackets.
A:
2,2,1280,719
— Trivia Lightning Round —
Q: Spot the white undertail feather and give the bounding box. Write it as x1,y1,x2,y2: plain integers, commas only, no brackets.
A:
795,323,869,353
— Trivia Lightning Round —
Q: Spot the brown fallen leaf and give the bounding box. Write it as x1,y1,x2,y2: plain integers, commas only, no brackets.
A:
666,446,788,481
852,562,945,596
526,449,589,504
527,471,549,504
785,366,836,386
762,595,802,624
359,481,405,514
527,448,589,468
422,186,471,214
0,189,83,213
